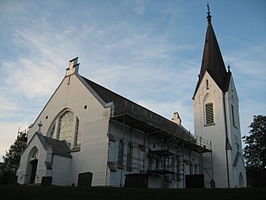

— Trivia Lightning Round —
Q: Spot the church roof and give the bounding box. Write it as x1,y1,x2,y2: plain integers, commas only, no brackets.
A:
193,13,231,99
36,133,72,158
81,76,195,143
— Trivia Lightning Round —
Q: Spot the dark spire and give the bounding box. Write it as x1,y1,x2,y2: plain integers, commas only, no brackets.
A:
193,6,230,99
207,3,212,24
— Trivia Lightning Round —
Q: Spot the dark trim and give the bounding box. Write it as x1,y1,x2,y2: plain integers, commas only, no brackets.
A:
69,57,78,62
222,92,230,188
204,123,215,127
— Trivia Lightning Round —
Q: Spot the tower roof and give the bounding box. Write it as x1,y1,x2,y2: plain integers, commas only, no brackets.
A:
193,8,230,99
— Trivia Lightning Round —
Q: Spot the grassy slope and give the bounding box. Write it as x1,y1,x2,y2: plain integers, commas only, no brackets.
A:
0,185,265,200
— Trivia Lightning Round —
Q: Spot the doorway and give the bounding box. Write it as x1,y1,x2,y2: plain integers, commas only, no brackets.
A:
30,159,38,184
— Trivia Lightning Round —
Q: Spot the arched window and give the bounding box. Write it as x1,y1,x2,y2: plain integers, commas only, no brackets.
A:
74,117,81,147
47,109,81,149
171,157,176,170
205,103,214,125
206,79,209,90
231,104,238,128
49,123,55,138
58,111,74,146
126,143,133,171
117,140,124,169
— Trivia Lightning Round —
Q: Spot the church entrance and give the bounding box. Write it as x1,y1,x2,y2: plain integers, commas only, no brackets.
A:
30,159,38,184
27,147,39,184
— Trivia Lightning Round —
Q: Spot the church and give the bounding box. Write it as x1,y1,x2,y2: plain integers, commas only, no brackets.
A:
16,9,246,188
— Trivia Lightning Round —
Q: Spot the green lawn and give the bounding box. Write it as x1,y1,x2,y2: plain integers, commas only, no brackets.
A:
0,185,265,200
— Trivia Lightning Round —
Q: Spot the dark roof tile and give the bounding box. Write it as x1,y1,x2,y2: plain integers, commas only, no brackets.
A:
36,133,72,158
81,76,194,143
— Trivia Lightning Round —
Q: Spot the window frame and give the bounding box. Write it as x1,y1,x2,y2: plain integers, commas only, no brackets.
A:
117,140,124,169
47,109,81,151
126,143,133,171
205,103,215,126
231,104,238,128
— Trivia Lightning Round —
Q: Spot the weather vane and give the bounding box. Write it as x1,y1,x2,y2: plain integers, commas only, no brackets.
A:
207,2,212,23
227,65,231,72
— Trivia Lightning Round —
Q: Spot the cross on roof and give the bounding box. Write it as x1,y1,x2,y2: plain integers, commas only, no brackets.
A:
66,57,79,76
38,121,42,133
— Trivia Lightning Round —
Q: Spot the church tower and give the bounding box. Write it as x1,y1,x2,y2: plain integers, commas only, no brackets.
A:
192,6,246,188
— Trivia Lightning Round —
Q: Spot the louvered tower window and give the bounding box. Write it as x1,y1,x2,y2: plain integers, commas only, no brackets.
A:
205,103,214,125
231,105,237,128
206,79,209,90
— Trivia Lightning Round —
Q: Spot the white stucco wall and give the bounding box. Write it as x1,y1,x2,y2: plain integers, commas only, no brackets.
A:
20,74,111,186
50,155,72,186
193,71,246,188
193,72,228,188
224,77,247,187
18,68,204,188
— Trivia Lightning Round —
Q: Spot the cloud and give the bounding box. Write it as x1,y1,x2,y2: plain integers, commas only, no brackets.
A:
137,99,194,132
0,1,198,157
224,43,266,78
0,0,265,157
121,0,146,15
223,43,266,141
3,59,61,99
0,121,28,157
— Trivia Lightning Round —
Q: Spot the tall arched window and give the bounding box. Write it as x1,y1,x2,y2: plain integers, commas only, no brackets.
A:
74,117,81,147
126,143,133,171
47,109,81,149
205,103,214,125
49,123,55,138
58,111,74,146
117,140,124,169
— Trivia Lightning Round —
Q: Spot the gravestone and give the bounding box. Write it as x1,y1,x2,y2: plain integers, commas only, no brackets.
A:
41,176,52,186
78,172,93,187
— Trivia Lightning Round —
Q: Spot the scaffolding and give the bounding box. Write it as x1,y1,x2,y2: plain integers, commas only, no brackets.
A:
110,113,212,188
82,73,213,187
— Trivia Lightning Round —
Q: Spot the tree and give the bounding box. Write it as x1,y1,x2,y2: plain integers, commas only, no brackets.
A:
243,115,266,187
243,115,266,169
0,130,27,183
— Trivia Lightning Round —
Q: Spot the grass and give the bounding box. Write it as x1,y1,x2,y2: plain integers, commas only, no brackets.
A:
0,185,265,200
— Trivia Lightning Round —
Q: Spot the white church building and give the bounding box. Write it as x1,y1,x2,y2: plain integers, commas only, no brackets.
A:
17,10,246,188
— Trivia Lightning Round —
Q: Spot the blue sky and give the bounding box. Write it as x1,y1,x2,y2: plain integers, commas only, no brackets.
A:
0,0,265,161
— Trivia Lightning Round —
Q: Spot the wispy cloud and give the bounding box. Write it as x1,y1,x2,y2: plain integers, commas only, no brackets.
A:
0,0,265,157
0,0,197,156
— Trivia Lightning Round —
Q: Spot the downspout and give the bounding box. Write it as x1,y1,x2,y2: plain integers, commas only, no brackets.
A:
222,92,230,188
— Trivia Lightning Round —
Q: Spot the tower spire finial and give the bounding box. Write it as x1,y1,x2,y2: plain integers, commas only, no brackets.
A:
207,3,212,24
227,65,231,72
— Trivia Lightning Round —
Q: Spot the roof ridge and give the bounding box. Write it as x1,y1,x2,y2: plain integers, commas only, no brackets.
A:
81,76,195,142
81,76,176,123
